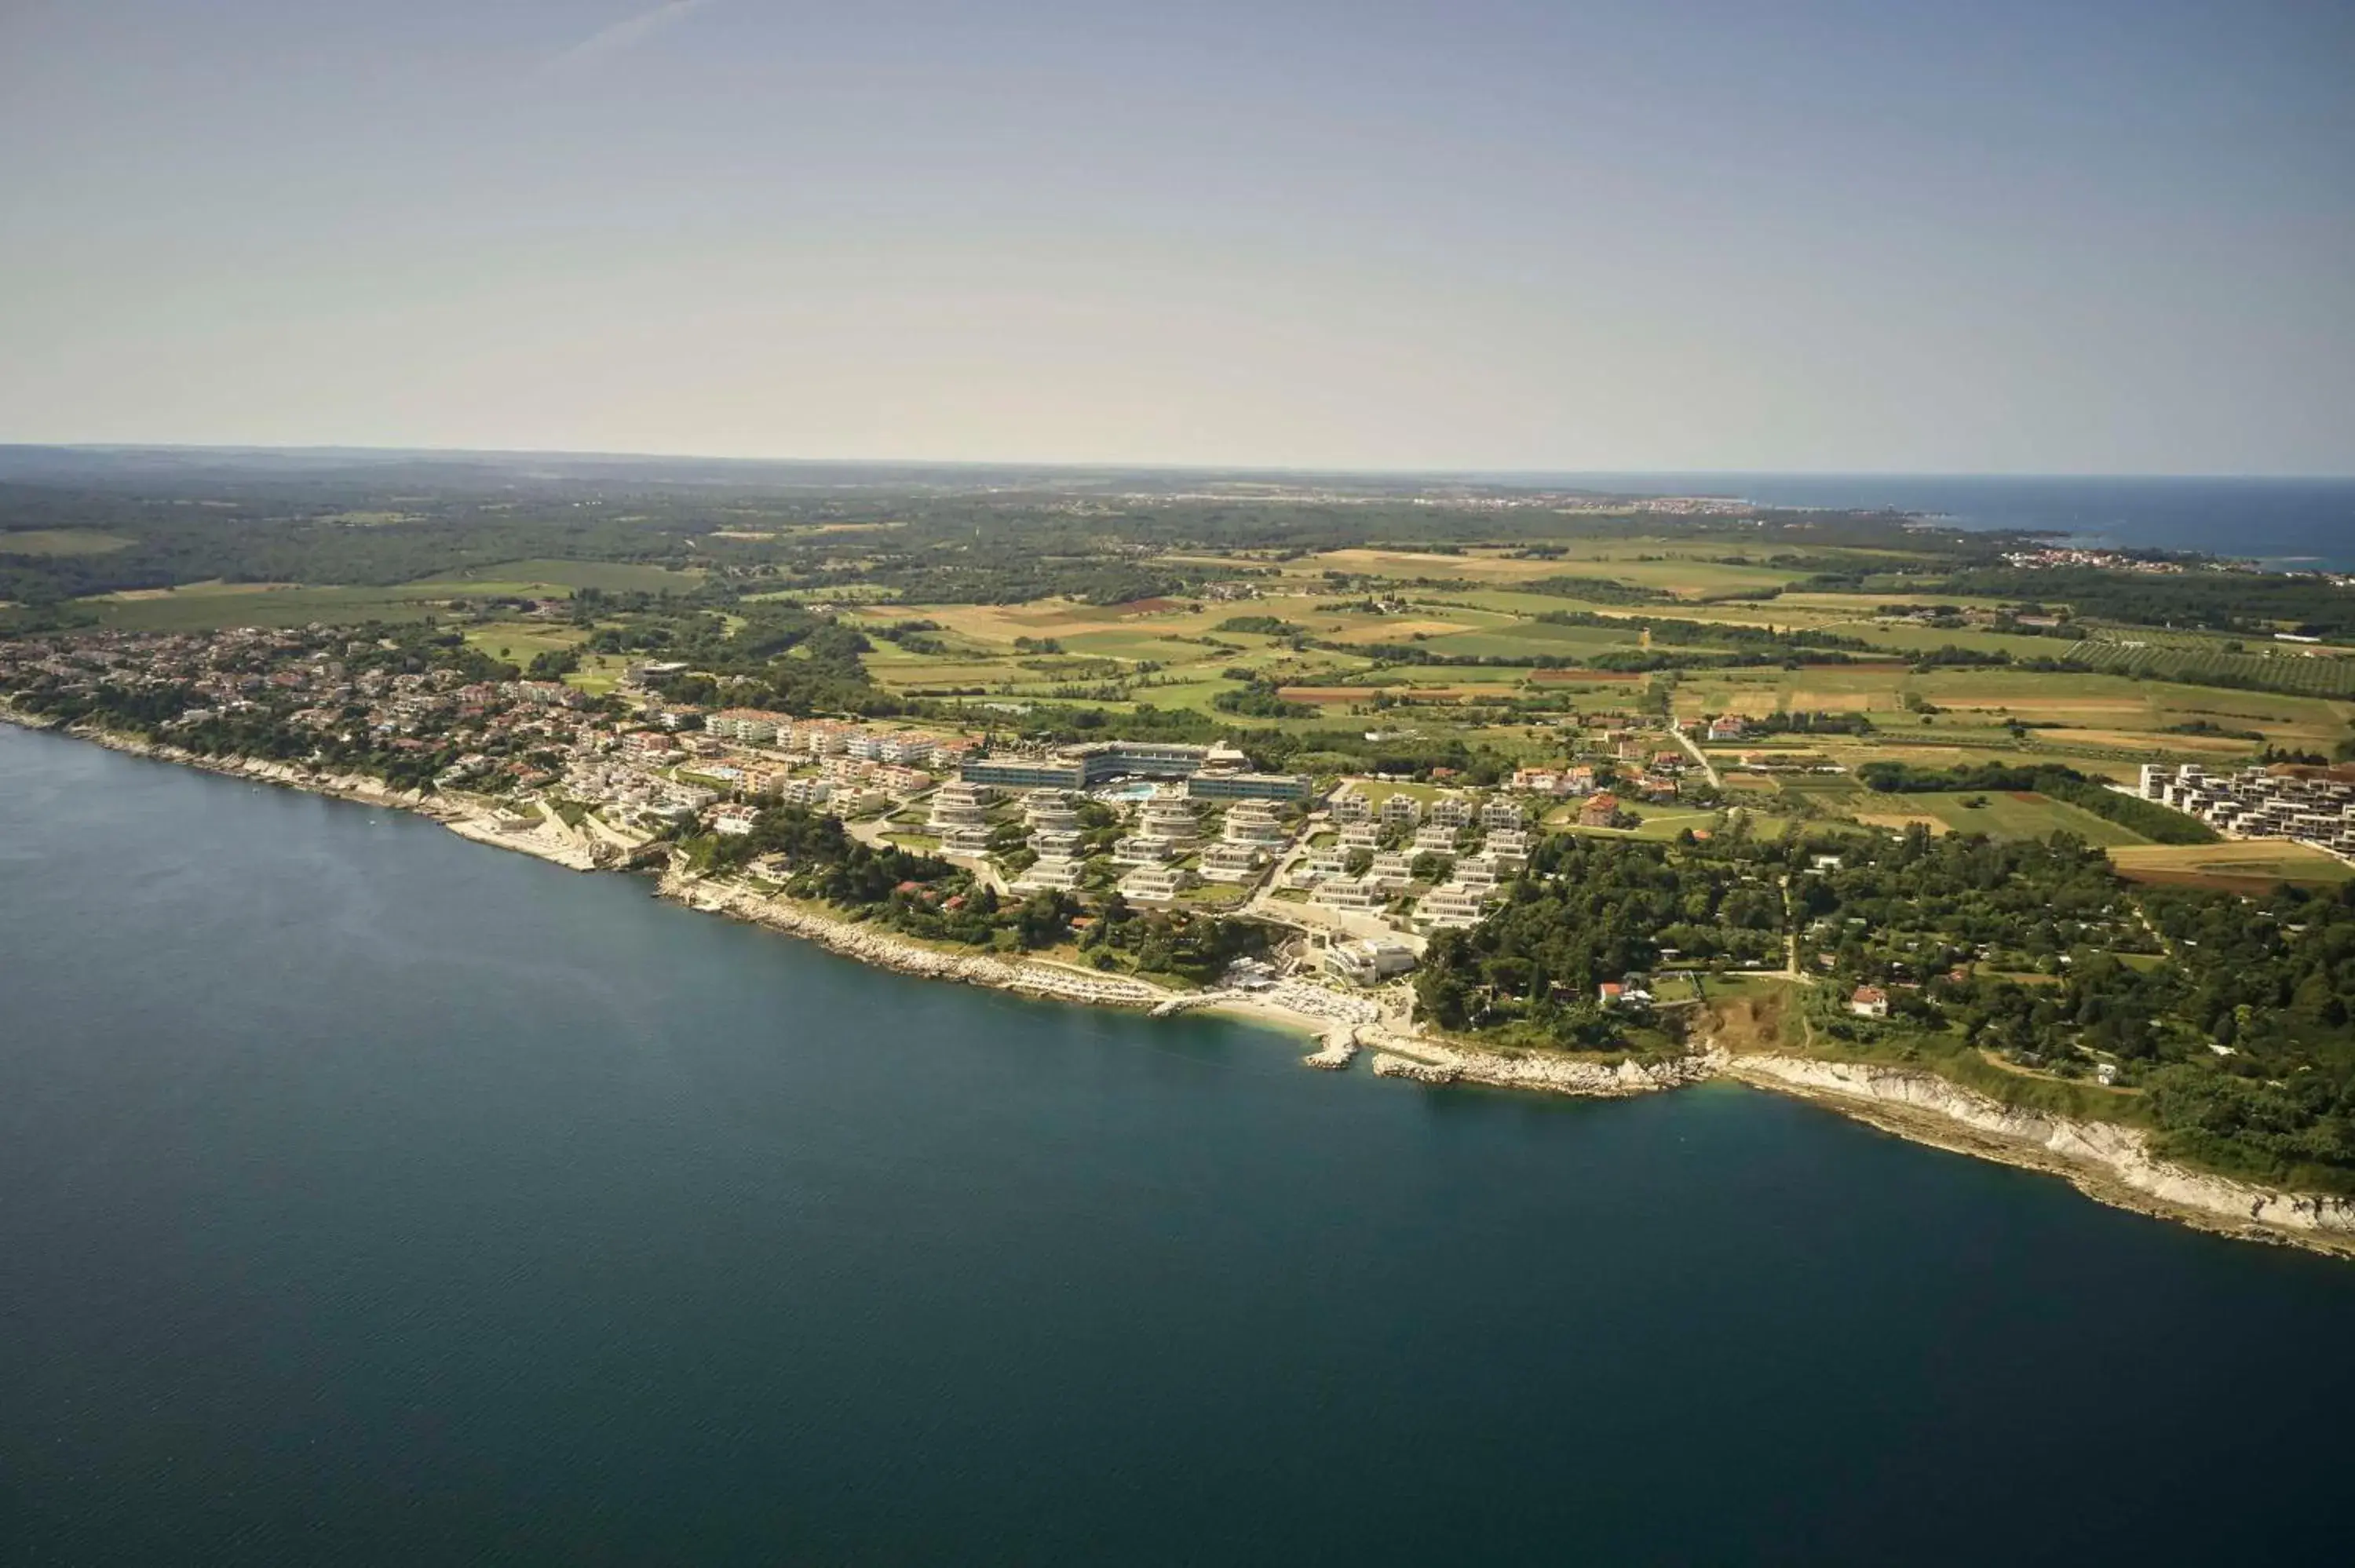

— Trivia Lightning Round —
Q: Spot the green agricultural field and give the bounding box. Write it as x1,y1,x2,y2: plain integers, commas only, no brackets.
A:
85,583,451,632
2065,635,2355,699
1833,623,2078,660
0,529,134,556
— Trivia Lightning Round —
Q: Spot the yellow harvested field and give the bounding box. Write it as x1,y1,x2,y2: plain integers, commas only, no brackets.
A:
1309,549,1568,582
99,581,299,601
2037,727,2250,754
1320,619,1473,644
1856,811,1947,833
1784,690,1889,712
2109,841,2353,887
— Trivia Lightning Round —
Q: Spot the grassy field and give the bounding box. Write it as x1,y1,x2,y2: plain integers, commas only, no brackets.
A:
1854,790,2152,847
463,622,590,667
0,529,134,556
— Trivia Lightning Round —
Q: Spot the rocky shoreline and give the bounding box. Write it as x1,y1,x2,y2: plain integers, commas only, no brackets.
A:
9,709,2352,1260
1725,1053,2355,1258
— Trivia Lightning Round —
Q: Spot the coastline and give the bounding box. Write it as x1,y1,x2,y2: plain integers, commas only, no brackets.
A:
9,708,2353,1259
1723,1053,2355,1259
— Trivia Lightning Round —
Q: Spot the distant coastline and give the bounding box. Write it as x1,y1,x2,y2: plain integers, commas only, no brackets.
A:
8,707,2355,1261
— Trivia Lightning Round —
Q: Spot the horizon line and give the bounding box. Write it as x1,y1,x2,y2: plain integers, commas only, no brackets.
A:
1,441,2349,484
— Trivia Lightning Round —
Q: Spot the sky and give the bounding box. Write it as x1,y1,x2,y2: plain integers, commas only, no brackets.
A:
1,0,2350,474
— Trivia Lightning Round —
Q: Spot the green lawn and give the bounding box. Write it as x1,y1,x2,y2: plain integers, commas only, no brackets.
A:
1887,790,2151,847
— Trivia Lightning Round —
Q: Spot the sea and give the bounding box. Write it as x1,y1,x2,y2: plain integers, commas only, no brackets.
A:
3,724,2353,1566
1517,474,2355,571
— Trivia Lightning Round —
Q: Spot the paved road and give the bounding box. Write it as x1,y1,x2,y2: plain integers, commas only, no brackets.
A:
1668,722,1724,789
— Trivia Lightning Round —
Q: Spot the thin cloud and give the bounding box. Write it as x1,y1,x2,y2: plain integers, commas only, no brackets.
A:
542,0,717,77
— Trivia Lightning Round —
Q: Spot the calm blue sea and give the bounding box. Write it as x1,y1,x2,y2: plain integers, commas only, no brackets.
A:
1515,474,2355,571
4,725,2353,1566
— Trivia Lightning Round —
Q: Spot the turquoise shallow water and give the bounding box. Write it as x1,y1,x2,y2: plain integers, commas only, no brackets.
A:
2,724,2351,1566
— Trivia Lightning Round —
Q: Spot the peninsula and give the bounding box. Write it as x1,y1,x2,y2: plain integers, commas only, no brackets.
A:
8,451,2355,1256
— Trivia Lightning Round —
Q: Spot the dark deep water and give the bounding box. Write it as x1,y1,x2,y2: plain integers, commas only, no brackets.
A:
3,724,2351,1566
1523,473,2355,570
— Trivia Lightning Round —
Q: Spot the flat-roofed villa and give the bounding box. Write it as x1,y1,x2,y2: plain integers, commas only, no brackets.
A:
1012,855,1083,895
1137,793,1199,844
1411,823,1458,854
1030,826,1084,857
1024,790,1081,832
1223,802,1292,846
1197,841,1266,883
1117,865,1186,903
1314,875,1384,911
926,781,991,833
1416,883,1489,930
936,823,994,855
1112,835,1171,866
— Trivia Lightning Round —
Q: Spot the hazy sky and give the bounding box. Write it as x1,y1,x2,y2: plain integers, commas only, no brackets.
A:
2,0,2350,472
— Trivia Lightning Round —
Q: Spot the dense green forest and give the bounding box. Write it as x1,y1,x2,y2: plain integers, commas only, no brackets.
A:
1925,567,2355,637
1415,835,1786,1043
1795,826,2355,1192
0,450,2006,610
